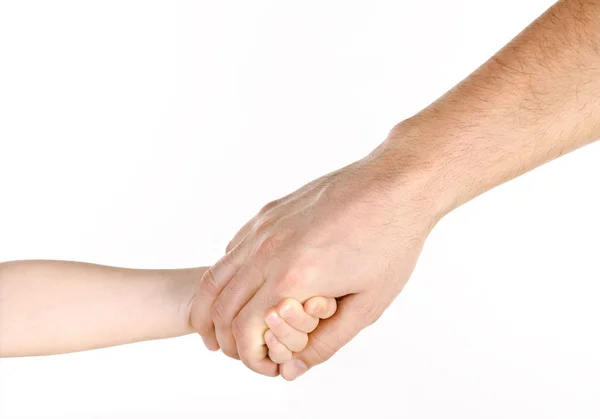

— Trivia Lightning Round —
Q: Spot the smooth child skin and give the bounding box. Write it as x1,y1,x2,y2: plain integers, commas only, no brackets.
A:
200,294,339,371
264,297,337,370
0,259,332,368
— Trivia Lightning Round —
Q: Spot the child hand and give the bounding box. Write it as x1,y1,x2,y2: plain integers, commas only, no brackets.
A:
264,297,337,364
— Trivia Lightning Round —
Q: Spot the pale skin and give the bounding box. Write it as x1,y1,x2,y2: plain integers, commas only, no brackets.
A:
0,260,336,359
191,0,600,380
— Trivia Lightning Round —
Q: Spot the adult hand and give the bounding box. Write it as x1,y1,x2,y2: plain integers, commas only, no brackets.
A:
189,0,600,381
190,125,442,379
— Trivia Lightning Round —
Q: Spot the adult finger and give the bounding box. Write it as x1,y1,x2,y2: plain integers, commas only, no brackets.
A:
225,217,255,253
225,197,285,253
233,311,280,377
201,335,220,351
190,240,248,348
231,291,282,377
279,293,376,381
212,263,265,359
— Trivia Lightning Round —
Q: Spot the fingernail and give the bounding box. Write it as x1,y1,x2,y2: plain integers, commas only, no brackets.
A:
287,360,307,380
266,313,282,327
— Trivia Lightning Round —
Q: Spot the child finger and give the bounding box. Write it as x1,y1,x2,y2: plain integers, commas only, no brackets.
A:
265,329,293,364
276,298,319,333
304,296,337,319
265,308,309,352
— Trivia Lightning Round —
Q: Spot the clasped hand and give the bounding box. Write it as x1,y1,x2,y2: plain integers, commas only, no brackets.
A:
190,146,438,380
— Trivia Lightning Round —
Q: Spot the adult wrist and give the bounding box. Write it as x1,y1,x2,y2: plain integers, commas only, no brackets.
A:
365,117,461,227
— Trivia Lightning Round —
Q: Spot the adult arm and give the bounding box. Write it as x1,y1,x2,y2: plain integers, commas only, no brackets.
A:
191,0,600,379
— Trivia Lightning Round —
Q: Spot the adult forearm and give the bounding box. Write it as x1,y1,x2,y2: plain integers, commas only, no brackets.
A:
0,260,203,357
384,0,600,217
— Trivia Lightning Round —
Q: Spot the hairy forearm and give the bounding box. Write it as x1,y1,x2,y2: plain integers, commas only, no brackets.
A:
385,0,600,217
0,260,204,357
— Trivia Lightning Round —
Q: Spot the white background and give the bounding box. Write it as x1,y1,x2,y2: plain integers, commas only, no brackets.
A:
1,1,599,418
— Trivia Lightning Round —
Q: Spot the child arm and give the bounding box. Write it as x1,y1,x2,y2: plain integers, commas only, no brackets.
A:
0,260,204,357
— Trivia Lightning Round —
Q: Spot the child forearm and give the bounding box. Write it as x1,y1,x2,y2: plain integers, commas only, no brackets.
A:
0,260,204,357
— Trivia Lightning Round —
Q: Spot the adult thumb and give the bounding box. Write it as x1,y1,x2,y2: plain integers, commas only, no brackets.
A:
279,293,376,381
